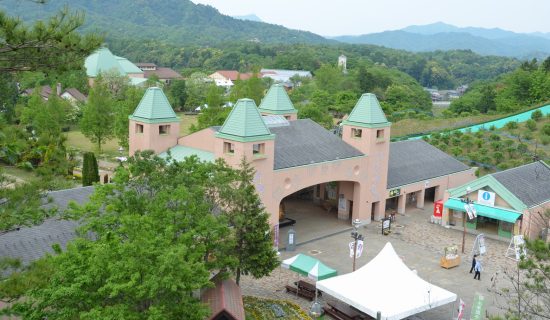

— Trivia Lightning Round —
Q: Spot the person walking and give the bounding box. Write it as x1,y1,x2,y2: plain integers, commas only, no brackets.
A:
469,254,477,273
474,259,482,280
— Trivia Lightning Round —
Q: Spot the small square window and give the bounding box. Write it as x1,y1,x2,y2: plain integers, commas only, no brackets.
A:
253,143,265,155
376,129,384,139
224,142,235,154
136,124,144,133
284,115,291,120
352,128,362,138
159,125,170,135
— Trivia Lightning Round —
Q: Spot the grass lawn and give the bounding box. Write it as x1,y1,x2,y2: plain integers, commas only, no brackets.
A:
243,296,312,320
65,130,121,156
390,114,504,138
1,166,39,183
177,113,198,136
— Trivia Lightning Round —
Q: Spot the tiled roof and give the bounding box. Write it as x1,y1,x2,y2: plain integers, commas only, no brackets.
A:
387,140,470,188
63,88,87,102
270,119,364,170
115,56,144,74
129,87,179,124
215,70,252,81
258,84,297,115
136,62,157,68
492,161,550,208
159,145,215,163
84,47,125,77
216,99,274,142
0,186,95,266
201,276,245,320
144,67,182,80
343,93,390,128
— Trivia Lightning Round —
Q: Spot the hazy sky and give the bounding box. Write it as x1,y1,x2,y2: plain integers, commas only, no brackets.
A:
191,0,550,36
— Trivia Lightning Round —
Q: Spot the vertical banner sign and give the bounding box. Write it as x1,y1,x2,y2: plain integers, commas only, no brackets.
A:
457,299,465,320
478,234,486,255
464,204,474,220
274,224,279,247
356,240,364,258
349,242,355,258
433,200,443,218
470,293,486,320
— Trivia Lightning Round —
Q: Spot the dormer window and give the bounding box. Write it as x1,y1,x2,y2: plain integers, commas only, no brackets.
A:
159,125,170,135
376,129,384,140
224,142,235,154
352,128,362,138
253,143,265,155
136,124,144,133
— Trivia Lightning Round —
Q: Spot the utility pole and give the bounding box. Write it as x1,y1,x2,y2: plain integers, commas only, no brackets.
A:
461,186,473,254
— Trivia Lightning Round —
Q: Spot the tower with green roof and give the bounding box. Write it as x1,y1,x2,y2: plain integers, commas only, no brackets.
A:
258,84,298,120
128,87,180,156
341,93,391,221
215,98,275,178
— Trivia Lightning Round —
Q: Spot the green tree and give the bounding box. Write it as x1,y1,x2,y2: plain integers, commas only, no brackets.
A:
169,79,187,110
246,72,264,105
0,73,18,123
114,86,144,149
185,72,210,110
315,64,343,93
81,152,99,186
3,153,236,319
297,103,334,129
531,110,543,121
0,6,101,72
525,119,537,132
479,84,497,113
80,81,115,153
206,84,223,108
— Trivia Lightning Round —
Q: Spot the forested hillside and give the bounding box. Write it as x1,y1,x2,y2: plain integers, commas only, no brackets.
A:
0,0,328,45
107,40,520,89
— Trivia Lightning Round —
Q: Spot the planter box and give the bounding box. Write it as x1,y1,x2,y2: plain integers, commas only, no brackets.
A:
440,256,461,269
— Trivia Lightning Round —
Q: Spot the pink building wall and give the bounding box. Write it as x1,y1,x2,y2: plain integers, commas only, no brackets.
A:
178,128,217,152
128,120,180,156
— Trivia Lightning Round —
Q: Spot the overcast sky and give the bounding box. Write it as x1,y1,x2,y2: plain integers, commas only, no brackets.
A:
191,0,550,36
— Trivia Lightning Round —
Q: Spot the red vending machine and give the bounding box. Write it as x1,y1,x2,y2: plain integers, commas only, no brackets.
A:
433,200,443,224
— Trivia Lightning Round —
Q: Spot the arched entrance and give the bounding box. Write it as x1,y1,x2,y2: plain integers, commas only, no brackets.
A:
278,180,357,246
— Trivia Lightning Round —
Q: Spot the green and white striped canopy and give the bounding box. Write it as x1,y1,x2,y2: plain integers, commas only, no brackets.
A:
282,254,338,281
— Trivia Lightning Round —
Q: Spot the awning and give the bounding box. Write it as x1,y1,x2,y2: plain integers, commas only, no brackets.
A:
444,198,522,223
282,254,337,281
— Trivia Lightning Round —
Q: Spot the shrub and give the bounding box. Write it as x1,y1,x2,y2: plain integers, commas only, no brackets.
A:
525,119,537,131
82,152,99,186
543,123,550,136
541,136,550,145
523,133,533,140
497,163,510,171
531,109,543,121
517,143,529,153
505,121,518,130
489,134,501,141
489,125,496,131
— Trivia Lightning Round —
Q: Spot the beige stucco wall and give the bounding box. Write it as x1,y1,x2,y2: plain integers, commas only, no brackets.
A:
128,120,180,156
523,201,550,240
178,128,217,152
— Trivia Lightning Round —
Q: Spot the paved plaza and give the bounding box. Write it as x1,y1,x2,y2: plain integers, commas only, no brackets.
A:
240,200,517,319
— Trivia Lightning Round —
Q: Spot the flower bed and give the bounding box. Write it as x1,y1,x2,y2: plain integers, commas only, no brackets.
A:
243,296,312,320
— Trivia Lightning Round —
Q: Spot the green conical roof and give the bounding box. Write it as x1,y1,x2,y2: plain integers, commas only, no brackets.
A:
129,87,179,124
258,84,297,115
343,93,390,128
84,48,125,77
216,98,274,142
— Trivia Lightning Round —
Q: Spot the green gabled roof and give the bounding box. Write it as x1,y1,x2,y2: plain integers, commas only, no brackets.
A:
216,98,274,142
84,48,125,77
343,93,390,128
448,175,527,211
115,56,144,74
258,84,297,115
129,87,179,124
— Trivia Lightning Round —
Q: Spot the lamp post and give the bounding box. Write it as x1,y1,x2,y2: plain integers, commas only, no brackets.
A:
351,218,364,272
461,186,473,254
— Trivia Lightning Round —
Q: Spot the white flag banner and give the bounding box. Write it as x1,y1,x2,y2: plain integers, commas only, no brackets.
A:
349,241,354,258
356,240,364,258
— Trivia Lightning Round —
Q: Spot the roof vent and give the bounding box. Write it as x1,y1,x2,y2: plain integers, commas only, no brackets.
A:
262,115,290,128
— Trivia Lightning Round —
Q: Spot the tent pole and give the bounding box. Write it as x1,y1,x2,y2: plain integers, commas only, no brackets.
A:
377,311,381,320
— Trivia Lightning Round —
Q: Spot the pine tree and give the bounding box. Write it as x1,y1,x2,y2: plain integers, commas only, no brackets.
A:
82,152,99,186
226,158,279,285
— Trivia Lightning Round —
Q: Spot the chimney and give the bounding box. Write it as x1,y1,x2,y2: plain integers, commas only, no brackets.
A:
56,83,62,96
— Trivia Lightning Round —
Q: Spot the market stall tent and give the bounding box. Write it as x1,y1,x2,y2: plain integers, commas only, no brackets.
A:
316,242,456,320
282,254,337,281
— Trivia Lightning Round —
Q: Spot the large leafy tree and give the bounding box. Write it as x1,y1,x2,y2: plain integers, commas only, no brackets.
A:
80,77,115,153
0,5,101,72
3,153,236,319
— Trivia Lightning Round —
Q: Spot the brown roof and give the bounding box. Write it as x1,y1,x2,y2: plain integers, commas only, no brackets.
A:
24,85,52,100
215,70,253,81
63,88,87,102
144,67,182,80
201,277,245,320
136,62,157,67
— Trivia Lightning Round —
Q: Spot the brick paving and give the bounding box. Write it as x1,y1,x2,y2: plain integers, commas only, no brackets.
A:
240,201,519,319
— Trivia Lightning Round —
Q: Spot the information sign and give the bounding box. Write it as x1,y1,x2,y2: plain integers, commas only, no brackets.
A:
381,217,391,235
477,190,496,207
389,188,401,198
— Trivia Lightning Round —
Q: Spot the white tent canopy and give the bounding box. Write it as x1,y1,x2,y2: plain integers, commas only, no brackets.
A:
316,242,456,320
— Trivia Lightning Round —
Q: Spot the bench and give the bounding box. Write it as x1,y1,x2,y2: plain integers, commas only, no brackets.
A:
285,284,315,301
325,302,372,320
279,217,296,228
296,280,322,297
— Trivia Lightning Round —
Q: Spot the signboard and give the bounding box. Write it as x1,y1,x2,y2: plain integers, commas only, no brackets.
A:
381,218,391,235
274,224,279,247
424,180,430,188
389,188,401,198
338,195,347,211
472,234,487,256
470,293,486,320
477,190,496,207
464,204,474,220
457,299,465,320
433,200,443,218
349,240,365,258
506,235,527,260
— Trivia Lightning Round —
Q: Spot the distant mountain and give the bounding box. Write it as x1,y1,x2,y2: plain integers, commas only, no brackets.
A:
0,0,329,45
333,23,550,58
232,14,263,23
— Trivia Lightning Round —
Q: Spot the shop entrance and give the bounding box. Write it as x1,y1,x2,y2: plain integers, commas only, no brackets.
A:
424,186,436,202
